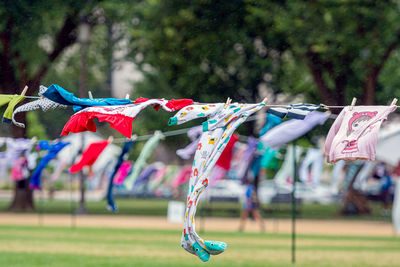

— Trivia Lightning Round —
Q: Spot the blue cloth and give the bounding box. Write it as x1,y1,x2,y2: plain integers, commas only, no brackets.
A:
29,141,70,190
43,84,131,112
260,114,282,136
106,140,134,212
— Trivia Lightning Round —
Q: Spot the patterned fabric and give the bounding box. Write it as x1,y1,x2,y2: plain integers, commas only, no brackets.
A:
325,106,396,164
170,102,265,262
268,103,326,120
61,98,193,138
12,86,67,128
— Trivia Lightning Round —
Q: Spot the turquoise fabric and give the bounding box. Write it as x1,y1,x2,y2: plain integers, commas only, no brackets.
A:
43,84,131,111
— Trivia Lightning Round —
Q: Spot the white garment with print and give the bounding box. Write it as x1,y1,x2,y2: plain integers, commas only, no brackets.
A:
170,102,265,261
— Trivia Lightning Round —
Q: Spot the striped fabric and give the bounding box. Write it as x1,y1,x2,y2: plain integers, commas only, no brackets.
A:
268,103,327,120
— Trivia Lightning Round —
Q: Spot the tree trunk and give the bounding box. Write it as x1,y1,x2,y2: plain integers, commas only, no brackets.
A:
362,71,378,105
8,179,35,211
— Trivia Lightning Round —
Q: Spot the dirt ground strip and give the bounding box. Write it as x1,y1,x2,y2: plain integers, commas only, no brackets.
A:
0,212,397,237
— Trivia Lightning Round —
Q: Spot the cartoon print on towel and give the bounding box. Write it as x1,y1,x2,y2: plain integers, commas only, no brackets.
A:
342,111,377,154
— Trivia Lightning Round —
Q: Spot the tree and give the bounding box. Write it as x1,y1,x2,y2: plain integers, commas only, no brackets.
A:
0,0,133,211
247,0,400,105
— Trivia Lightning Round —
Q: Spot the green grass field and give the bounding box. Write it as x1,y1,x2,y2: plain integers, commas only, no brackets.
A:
0,198,392,222
0,225,398,267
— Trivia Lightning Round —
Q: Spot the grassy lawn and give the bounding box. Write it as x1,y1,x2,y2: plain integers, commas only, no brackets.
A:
0,198,392,222
0,225,398,266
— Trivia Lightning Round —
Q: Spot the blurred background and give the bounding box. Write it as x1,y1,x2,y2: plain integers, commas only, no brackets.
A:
0,1,399,266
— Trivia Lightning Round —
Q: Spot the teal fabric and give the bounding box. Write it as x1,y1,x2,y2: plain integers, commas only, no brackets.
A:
43,84,131,111
123,133,163,190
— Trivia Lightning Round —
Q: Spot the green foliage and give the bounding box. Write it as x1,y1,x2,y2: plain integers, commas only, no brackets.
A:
26,111,48,139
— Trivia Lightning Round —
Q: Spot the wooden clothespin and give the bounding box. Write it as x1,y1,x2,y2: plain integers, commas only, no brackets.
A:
131,134,137,141
31,136,37,143
349,97,357,111
20,86,28,96
262,97,268,104
88,91,94,99
125,94,130,100
225,97,231,105
390,98,398,106
107,136,114,143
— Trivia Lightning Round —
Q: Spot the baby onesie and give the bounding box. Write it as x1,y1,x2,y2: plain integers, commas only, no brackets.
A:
325,105,396,164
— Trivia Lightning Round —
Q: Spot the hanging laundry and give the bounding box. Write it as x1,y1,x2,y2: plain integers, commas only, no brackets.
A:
12,85,67,128
325,105,396,164
0,94,25,123
42,84,131,111
29,141,70,190
123,132,164,190
131,164,160,191
170,101,265,262
11,156,29,181
0,138,35,176
259,113,282,136
50,159,69,182
61,98,193,138
171,165,192,188
260,146,281,170
69,139,110,173
274,145,303,187
215,134,239,171
234,137,258,181
114,161,133,186
260,111,330,149
299,148,323,186
268,103,326,120
147,165,169,192
176,126,203,160
208,165,227,187
106,140,134,212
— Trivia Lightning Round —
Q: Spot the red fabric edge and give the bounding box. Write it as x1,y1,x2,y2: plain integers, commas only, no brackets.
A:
61,112,134,138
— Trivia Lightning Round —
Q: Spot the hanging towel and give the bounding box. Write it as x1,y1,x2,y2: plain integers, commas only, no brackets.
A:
12,85,67,128
61,98,193,138
325,105,396,164
69,139,110,173
42,84,131,111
